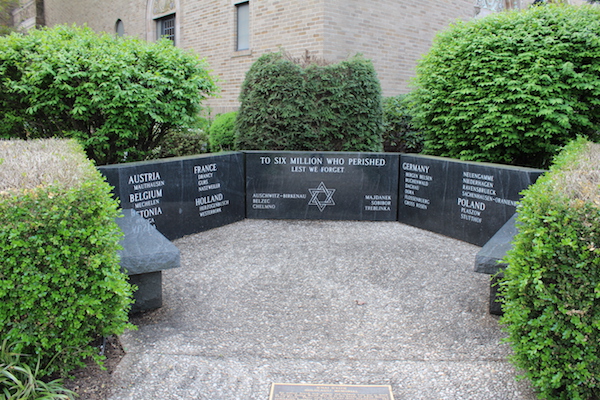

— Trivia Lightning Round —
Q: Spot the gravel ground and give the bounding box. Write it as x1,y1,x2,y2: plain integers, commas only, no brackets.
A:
108,219,537,400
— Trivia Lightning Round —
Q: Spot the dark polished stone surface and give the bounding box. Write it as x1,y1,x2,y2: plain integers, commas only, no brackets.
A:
116,210,180,314
474,213,517,274
115,209,180,275
398,155,543,246
99,152,245,240
245,151,399,221
489,273,504,316
129,271,162,314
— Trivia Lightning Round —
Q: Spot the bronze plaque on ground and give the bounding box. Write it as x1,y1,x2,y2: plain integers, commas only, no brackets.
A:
269,383,394,400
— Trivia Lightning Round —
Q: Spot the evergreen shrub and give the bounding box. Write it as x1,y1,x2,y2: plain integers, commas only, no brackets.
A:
209,111,238,152
382,94,423,153
0,25,218,165
236,52,383,152
499,138,600,399
153,127,210,159
0,139,134,376
411,5,600,168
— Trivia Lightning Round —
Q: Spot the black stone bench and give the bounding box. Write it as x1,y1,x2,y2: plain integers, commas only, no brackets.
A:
115,209,180,314
474,213,518,315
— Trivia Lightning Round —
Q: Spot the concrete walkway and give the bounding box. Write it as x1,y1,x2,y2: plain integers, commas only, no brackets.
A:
108,219,537,400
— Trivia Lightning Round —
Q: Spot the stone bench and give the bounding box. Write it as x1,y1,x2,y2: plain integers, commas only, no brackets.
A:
474,213,518,315
115,209,180,314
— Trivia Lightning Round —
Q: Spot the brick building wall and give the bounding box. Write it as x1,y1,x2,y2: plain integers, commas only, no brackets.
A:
17,0,587,113
181,1,326,114
322,0,475,97
42,0,146,39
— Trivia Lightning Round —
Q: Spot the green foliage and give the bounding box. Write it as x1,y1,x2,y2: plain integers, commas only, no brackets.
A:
499,139,600,399
209,111,238,152
153,126,210,159
0,139,135,376
236,52,383,152
0,339,76,399
0,24,218,165
382,94,423,153
411,5,600,168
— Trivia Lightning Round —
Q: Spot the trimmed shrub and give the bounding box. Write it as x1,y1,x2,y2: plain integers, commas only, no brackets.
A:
0,25,218,165
236,52,383,152
209,111,238,152
382,94,423,153
411,5,600,168
0,139,134,376
153,127,210,159
499,138,600,399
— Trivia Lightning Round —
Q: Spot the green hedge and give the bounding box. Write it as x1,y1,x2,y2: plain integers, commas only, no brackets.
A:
382,94,423,153
0,25,218,165
499,138,600,399
209,111,238,152
0,139,134,376
411,5,600,168
236,52,383,152
153,126,210,159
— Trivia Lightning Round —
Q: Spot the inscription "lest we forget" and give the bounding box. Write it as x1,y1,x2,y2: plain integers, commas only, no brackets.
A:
246,151,399,221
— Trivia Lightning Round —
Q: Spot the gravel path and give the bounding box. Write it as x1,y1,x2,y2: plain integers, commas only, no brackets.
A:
109,219,536,400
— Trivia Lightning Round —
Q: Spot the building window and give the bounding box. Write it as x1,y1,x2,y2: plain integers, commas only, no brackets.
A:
157,13,176,43
115,19,125,36
236,2,249,51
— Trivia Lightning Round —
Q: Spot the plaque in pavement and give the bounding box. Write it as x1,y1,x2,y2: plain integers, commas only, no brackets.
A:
398,154,544,246
245,151,399,221
269,383,395,400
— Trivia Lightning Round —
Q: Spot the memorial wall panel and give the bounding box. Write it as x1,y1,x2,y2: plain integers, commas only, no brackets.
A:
99,152,245,240
398,154,544,246
245,151,399,221
100,151,544,244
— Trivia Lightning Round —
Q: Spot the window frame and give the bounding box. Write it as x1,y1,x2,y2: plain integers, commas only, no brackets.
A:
115,19,125,36
235,1,250,52
156,13,176,44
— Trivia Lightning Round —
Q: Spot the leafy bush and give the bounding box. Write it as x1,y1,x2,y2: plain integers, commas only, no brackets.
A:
382,94,423,153
499,138,600,399
0,339,76,399
0,139,135,376
209,111,238,152
411,5,600,168
153,126,210,159
236,52,383,152
0,25,218,165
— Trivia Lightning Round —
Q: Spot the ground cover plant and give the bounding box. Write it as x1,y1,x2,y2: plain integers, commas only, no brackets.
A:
499,139,600,399
0,339,77,399
236,52,383,152
0,138,135,378
0,25,218,165
411,5,600,168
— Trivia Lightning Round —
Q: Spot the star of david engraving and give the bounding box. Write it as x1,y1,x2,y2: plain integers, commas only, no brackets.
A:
308,182,336,212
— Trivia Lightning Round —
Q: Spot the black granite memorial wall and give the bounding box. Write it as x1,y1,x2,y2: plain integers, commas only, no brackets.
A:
398,154,544,246
245,151,399,221
99,152,245,240
99,151,544,245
